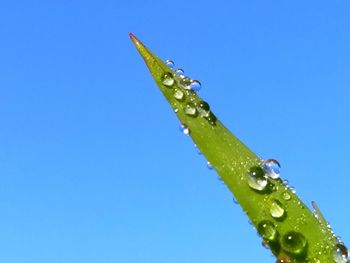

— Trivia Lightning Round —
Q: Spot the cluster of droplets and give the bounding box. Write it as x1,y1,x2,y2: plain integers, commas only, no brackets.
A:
246,159,311,259
311,202,349,262
161,59,217,137
246,159,281,192
166,59,347,262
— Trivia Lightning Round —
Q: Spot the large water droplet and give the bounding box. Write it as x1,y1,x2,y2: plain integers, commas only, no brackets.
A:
179,124,190,135
173,88,184,101
257,220,277,242
334,243,349,263
270,200,285,219
197,100,210,117
199,101,210,111
184,103,197,117
247,166,268,191
189,80,201,92
281,231,307,256
262,159,281,179
161,72,175,87
165,59,175,68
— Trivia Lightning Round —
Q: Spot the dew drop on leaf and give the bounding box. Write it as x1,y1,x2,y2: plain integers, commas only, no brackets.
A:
165,59,175,68
197,100,210,117
280,231,307,256
184,103,197,117
179,124,190,135
173,88,184,101
282,191,291,201
262,159,281,179
179,76,192,87
205,112,217,126
161,72,175,87
189,80,201,92
175,68,185,77
334,243,349,263
247,166,268,191
257,220,277,242
207,161,213,170
270,199,285,219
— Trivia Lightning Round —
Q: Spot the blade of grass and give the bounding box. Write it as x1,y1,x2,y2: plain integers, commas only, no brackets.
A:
130,33,343,262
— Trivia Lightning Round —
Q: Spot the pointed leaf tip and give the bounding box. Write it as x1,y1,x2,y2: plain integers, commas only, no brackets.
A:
129,32,141,47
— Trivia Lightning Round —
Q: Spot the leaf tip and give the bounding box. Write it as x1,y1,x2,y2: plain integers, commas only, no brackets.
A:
129,32,141,47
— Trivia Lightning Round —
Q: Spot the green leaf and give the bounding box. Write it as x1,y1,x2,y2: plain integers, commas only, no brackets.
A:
129,33,343,262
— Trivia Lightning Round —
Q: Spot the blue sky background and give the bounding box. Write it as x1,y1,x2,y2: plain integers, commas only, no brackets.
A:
0,1,349,262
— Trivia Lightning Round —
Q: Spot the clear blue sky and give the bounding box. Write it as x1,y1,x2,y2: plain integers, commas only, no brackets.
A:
0,1,349,262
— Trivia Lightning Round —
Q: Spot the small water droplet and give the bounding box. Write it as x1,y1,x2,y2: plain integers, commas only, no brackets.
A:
179,76,192,87
173,88,184,101
188,80,201,92
165,59,175,68
262,159,281,179
247,166,268,191
174,108,179,113
270,200,285,219
207,161,213,170
184,103,197,117
289,186,296,194
205,112,217,126
281,231,307,256
179,124,190,135
276,256,292,263
257,220,277,242
175,69,185,77
282,192,291,201
334,243,349,263
161,72,175,87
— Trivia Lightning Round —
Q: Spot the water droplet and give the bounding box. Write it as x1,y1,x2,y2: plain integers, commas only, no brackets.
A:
334,243,349,263
262,159,281,179
205,112,217,126
184,103,197,117
282,192,291,201
207,161,213,170
173,88,184,101
189,80,201,92
161,72,175,87
197,100,210,117
165,59,175,68
198,101,210,111
175,69,185,77
280,231,307,256
179,124,190,135
270,200,285,219
174,108,179,113
247,166,268,191
289,186,296,194
257,220,277,242
179,76,192,87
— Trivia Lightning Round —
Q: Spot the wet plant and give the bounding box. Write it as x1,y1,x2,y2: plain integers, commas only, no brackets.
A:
129,33,348,263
